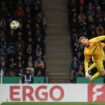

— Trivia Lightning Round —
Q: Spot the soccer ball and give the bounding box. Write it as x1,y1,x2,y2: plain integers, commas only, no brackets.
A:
10,20,20,30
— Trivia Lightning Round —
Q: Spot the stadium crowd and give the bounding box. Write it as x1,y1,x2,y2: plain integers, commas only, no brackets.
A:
0,0,46,79
68,0,105,82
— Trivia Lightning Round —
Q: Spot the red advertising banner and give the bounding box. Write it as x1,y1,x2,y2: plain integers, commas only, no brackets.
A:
88,84,105,102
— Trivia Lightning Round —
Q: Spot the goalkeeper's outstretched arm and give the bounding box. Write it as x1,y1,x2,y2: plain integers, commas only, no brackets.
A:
90,35,105,43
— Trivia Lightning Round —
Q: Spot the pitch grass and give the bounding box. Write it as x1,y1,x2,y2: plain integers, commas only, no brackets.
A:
2,102,105,105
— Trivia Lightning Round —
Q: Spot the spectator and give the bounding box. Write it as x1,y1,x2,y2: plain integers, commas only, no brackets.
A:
0,57,6,75
21,69,33,84
15,6,26,18
35,44,43,58
34,57,45,76
96,24,104,35
26,57,34,75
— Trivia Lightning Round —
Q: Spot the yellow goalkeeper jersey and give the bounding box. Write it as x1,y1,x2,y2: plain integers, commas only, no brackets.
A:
84,36,105,70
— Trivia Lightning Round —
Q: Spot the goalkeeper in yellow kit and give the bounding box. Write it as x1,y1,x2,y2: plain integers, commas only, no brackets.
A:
79,35,105,82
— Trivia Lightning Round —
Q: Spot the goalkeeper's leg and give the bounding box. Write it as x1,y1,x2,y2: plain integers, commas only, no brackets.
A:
87,63,96,72
85,63,96,78
86,57,96,77
90,59,105,81
87,57,97,72
90,72,100,82
87,63,101,82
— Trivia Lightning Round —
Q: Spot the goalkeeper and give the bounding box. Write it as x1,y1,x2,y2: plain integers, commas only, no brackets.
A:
79,35,105,82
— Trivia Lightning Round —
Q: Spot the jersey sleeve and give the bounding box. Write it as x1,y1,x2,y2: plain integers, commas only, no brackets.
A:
90,36,105,43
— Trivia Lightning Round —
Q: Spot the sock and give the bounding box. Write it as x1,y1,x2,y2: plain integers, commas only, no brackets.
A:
91,72,100,81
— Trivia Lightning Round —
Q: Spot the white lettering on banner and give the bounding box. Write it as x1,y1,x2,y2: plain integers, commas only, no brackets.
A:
93,85,103,102
0,84,87,102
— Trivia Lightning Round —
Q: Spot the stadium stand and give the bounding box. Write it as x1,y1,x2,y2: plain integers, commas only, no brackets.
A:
68,0,105,82
0,0,46,83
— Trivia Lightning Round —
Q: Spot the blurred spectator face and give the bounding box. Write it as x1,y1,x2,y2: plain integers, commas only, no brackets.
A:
17,43,22,49
89,2,93,9
73,12,77,18
27,57,34,74
91,24,95,30
18,51,23,56
18,62,23,68
1,1,6,10
27,14,31,18
36,29,40,37
36,46,42,57
8,48,13,54
96,25,104,35
26,70,30,74
27,19,32,24
9,70,15,76
26,6,31,13
18,6,23,11
35,5,39,11
2,5,7,11
26,23,31,29
34,57,44,68
73,56,78,61
72,18,77,24
9,63,14,68
28,56,33,62
1,1,6,6
28,61,33,67
88,15,94,23
79,65,83,70
80,6,83,12
0,30,5,38
27,43,32,50
18,56,22,61
37,37,41,42
17,32,23,41
18,31,23,36
17,43,23,52
37,13,42,18
15,6,25,17
0,56,4,61
10,57,14,62
35,24,40,30
10,30,14,37
0,19,6,28
78,12,86,23
96,6,101,12
19,68,24,76
1,60,5,67
36,0,41,5
72,0,76,4
28,31,32,36
36,44,40,49
78,65,84,76
18,0,22,5
28,37,32,43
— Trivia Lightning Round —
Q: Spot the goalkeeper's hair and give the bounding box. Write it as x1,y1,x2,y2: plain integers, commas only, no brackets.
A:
79,36,87,43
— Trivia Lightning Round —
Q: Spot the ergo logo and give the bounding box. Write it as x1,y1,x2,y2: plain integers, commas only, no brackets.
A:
10,85,64,102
